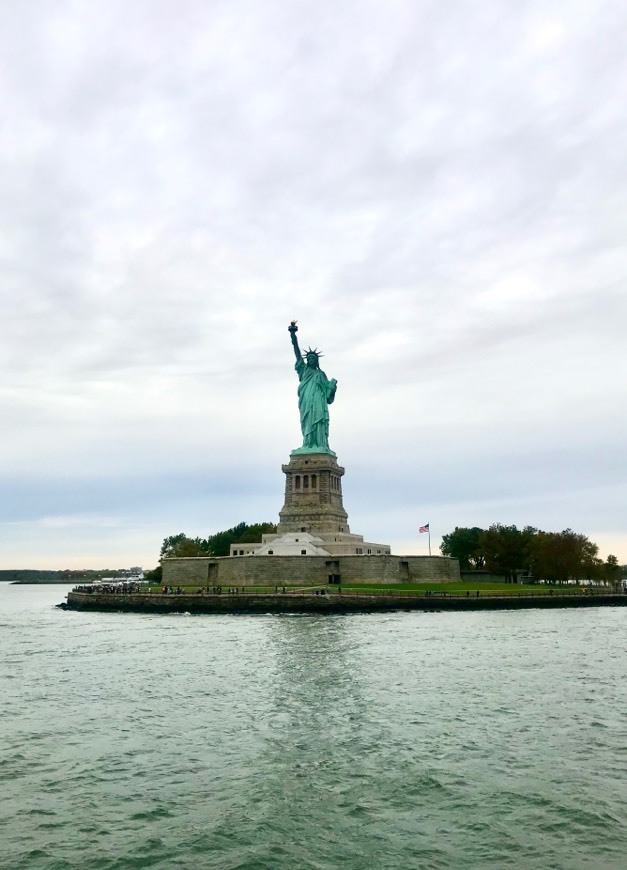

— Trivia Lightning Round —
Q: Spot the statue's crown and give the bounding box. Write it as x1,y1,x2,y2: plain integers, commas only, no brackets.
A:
303,347,323,359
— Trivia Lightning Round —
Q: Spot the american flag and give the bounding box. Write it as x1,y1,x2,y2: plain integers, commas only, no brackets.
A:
419,523,429,533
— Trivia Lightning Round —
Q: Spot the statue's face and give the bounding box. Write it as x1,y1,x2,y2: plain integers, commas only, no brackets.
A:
306,353,319,368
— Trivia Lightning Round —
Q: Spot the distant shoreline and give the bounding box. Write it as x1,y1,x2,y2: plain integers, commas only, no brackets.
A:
7,579,83,586
1,570,144,585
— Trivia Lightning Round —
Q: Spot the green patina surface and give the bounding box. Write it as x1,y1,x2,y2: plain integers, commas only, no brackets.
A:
288,321,337,454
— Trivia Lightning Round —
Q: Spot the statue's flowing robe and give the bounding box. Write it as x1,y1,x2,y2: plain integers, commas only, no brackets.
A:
295,358,336,450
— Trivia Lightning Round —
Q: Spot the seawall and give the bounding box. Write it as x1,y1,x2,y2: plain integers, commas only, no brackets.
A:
61,591,627,615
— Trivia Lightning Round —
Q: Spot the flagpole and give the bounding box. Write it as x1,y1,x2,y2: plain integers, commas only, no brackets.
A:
419,523,431,554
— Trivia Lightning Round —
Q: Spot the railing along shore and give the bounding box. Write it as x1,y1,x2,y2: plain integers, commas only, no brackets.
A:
71,584,622,596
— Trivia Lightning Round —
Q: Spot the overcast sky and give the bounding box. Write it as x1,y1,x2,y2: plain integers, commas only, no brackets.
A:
1,0,626,570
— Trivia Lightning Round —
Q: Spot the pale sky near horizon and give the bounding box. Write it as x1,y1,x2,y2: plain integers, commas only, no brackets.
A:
1,0,626,570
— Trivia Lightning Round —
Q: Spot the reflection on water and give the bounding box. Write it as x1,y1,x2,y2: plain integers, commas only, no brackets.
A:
1,585,626,869
268,615,366,728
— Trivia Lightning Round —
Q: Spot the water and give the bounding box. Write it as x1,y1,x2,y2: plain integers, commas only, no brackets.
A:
1,584,626,869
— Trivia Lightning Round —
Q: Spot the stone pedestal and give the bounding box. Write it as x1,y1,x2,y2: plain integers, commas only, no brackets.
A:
231,451,391,557
278,452,350,536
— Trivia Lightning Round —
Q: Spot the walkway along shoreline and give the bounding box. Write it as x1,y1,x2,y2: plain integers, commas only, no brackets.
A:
59,590,627,614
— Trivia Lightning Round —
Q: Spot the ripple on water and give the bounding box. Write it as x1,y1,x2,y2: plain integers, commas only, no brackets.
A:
1,588,626,869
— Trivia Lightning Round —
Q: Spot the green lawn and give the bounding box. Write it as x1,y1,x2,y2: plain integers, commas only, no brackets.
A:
145,581,608,596
339,581,597,595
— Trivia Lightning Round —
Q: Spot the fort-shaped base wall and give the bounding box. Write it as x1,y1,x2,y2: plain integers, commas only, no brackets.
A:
162,554,460,587
182,450,446,587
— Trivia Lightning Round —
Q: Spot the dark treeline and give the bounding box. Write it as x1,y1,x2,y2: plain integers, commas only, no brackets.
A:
144,522,278,584
146,523,276,583
0,570,60,583
159,522,277,559
440,524,622,584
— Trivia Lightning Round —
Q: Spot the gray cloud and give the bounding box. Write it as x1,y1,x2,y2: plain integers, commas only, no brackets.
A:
1,0,626,567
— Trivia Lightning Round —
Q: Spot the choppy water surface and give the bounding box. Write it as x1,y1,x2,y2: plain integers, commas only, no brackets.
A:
1,584,626,869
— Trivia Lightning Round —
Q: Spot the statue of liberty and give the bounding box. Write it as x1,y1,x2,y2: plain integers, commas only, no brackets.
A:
288,321,337,455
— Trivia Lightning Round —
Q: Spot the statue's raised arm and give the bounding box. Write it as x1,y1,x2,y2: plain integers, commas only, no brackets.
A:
288,320,301,363
288,321,337,456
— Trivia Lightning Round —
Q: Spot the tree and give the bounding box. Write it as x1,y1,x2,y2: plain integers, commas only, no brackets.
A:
160,534,212,559
440,527,485,569
143,565,163,584
479,524,536,581
527,529,601,584
440,522,607,585
604,554,621,587
207,522,277,556
159,522,278,560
